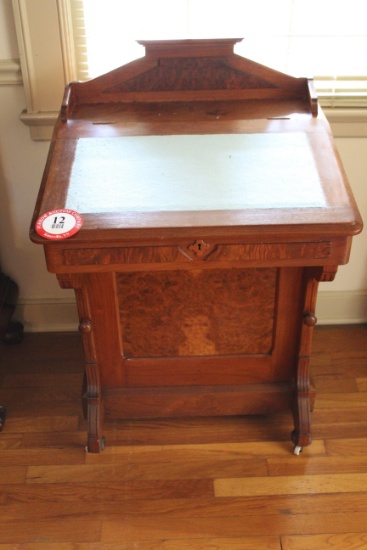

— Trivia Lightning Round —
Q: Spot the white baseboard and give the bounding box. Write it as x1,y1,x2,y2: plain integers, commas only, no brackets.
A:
15,290,367,333
15,298,79,333
316,290,367,325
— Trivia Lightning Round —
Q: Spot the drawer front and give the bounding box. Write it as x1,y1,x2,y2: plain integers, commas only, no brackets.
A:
58,240,333,271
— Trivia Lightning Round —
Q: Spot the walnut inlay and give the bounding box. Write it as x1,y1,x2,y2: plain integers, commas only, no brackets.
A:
117,268,277,358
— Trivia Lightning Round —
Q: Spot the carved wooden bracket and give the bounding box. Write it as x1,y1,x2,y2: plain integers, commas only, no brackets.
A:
319,265,338,282
57,273,83,289
306,265,338,283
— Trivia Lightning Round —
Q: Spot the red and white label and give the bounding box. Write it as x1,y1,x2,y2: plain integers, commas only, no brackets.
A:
35,209,83,240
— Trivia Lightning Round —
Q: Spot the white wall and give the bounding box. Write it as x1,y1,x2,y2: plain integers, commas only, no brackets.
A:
322,138,367,292
0,0,366,331
0,0,76,331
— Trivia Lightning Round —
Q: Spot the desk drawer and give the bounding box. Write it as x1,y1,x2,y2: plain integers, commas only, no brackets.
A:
55,240,336,272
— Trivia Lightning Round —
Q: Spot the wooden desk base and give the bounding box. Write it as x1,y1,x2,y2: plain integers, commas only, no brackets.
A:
58,261,330,454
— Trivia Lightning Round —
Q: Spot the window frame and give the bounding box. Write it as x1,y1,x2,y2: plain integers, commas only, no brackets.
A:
11,0,367,140
12,0,74,140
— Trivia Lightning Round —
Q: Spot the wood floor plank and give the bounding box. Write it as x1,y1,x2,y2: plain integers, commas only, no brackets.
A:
0,500,106,523
0,332,83,364
5,415,79,433
0,520,101,544
315,392,367,409
0,539,281,550
311,421,367,440
325,437,367,455
0,497,278,524
0,466,27,484
0,479,214,503
26,455,265,482
311,357,367,377
101,512,367,541
3,401,84,417
281,532,367,549
311,326,367,353
312,374,358,393
214,473,367,497
85,453,267,480
4,493,367,523
356,377,367,391
0,434,23,450
1,373,83,389
267,456,367,476
21,431,88,449
25,440,325,485
0,448,85,466
312,408,367,423
1,385,82,404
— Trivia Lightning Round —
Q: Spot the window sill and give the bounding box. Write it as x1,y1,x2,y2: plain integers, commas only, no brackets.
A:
19,110,58,140
16,107,367,141
324,108,367,137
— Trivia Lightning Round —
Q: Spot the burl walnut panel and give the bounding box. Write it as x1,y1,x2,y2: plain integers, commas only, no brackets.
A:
112,57,278,93
117,267,277,358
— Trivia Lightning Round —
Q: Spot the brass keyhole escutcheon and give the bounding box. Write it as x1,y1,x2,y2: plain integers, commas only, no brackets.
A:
187,239,212,258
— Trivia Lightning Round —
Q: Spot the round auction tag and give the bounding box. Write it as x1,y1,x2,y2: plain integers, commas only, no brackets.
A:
35,209,83,240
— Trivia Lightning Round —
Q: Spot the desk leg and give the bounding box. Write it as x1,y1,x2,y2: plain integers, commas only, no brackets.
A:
291,270,319,453
80,353,105,453
292,356,313,453
61,276,105,453
81,364,105,453
86,393,105,453
0,405,6,431
291,266,336,454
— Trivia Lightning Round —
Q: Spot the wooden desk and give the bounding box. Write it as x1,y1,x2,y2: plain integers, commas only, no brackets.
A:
30,39,362,453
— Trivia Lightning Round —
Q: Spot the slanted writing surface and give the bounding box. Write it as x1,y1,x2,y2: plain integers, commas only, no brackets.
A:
66,133,326,214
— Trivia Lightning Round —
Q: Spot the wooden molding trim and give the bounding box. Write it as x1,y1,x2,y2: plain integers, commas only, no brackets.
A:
0,59,22,86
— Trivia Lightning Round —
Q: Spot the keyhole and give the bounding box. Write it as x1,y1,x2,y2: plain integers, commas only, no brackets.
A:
186,239,211,257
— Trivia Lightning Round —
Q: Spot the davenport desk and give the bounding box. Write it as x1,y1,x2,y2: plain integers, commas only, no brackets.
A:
30,39,362,453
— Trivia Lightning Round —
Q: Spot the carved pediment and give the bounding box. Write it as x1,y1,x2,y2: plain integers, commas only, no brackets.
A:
105,57,279,94
63,38,317,117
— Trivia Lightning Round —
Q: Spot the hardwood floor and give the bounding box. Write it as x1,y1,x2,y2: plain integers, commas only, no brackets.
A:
0,325,367,549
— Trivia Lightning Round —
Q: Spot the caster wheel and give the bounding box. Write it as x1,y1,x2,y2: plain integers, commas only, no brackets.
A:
293,445,303,456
